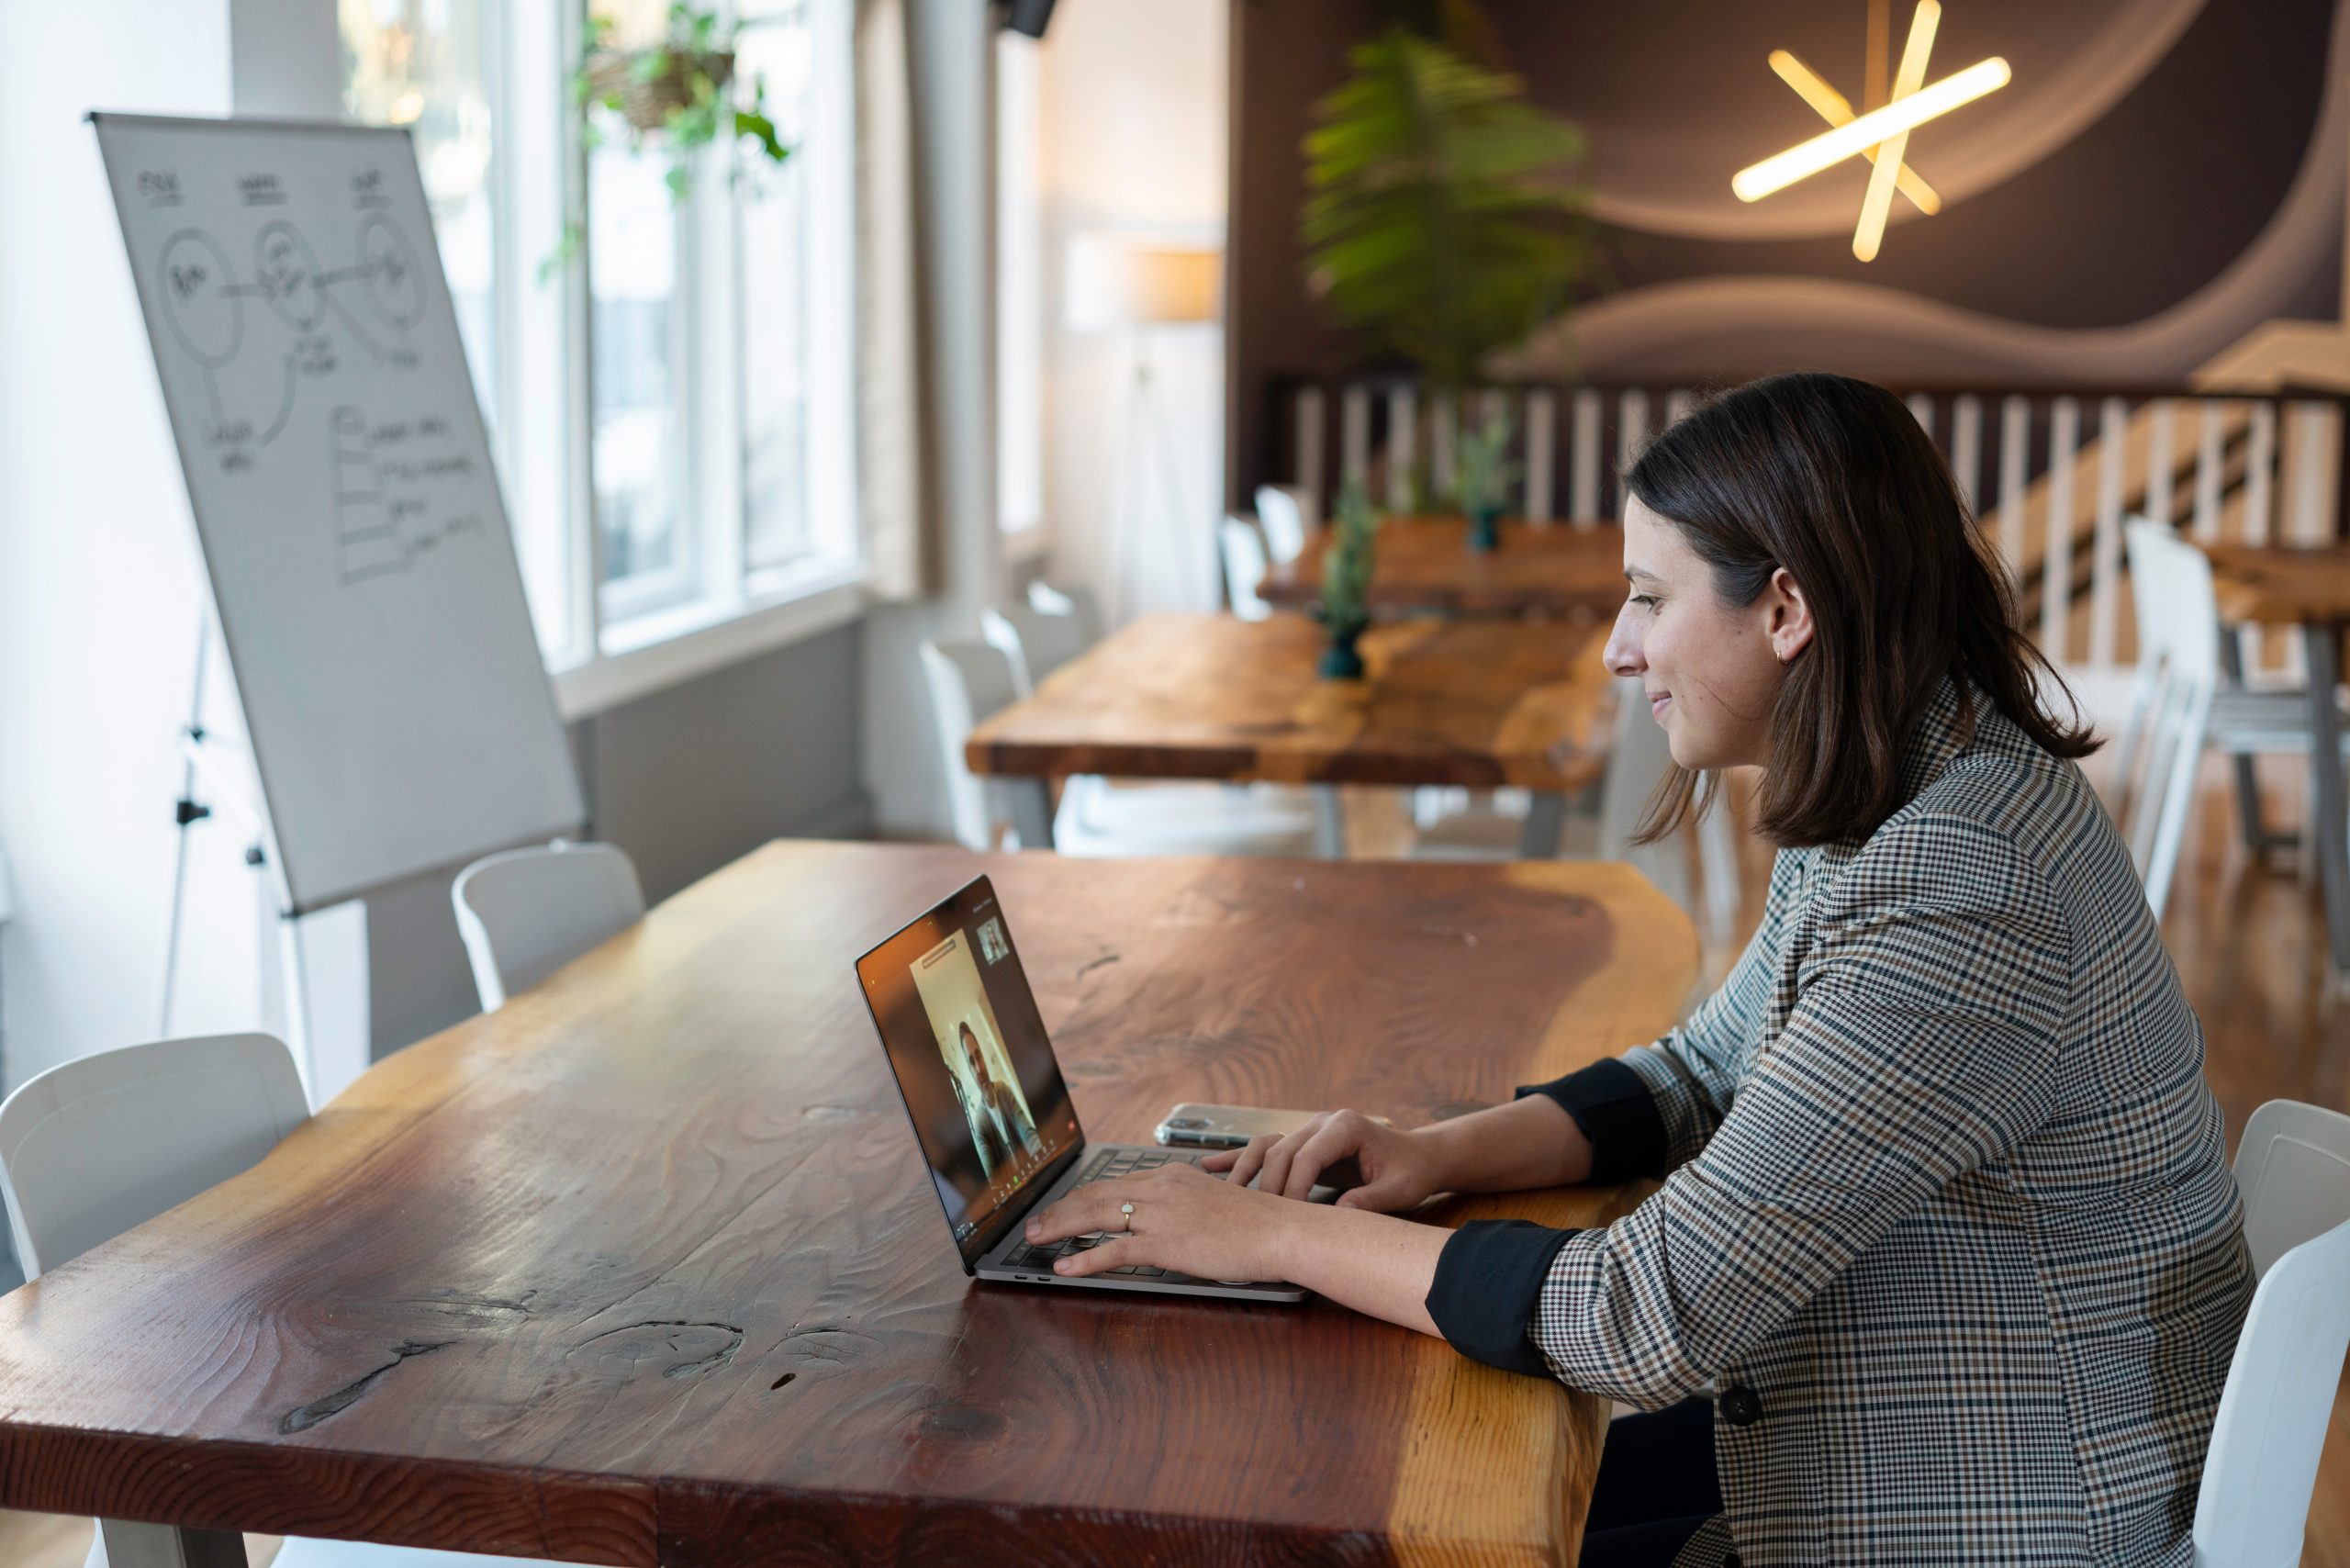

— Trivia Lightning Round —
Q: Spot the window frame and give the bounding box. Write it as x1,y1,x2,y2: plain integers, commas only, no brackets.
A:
346,0,865,718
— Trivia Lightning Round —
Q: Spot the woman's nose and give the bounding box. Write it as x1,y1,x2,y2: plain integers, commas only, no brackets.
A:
1603,606,1644,678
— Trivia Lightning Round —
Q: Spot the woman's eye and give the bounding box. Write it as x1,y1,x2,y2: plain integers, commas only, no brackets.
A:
1629,593,1660,610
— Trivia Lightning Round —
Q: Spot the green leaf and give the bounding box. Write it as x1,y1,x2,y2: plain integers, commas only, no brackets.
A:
664,161,696,201
734,108,789,165
1300,26,1596,389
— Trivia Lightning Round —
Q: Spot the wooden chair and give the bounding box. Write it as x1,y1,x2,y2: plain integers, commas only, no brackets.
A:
2192,1099,2350,1567
453,841,644,1013
0,1034,548,1568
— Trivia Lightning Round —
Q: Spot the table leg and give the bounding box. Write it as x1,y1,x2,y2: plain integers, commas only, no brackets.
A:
1519,791,1567,859
1006,778,1056,850
99,1519,247,1567
2302,625,2350,978
1311,786,1347,859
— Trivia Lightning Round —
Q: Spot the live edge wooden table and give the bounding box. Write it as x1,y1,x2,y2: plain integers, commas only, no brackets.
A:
0,841,1695,1567
967,612,1618,859
1259,518,1627,620
2202,543,2350,977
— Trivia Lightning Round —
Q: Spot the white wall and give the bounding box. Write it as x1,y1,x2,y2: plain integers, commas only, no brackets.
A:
0,2,257,1091
1036,0,1228,622
859,0,1006,837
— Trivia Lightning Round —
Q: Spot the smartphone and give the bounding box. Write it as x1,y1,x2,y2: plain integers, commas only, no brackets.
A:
1154,1103,1393,1149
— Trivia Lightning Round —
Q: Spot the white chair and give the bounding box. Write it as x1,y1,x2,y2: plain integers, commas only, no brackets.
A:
2192,1099,2350,1567
1219,515,1273,621
1026,578,1102,645
453,842,644,1013
1409,678,1743,935
2114,517,2350,872
0,1035,550,1568
1252,484,1315,566
981,597,1091,697
920,637,1319,857
2110,523,2221,920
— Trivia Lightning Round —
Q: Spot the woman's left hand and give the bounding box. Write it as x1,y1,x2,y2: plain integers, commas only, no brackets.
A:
1021,1163,1303,1282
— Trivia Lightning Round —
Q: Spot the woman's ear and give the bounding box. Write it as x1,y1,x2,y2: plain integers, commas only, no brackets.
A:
1765,566,1816,664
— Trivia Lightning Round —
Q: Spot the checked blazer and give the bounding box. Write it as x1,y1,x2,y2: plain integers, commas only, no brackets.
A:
1426,679,2254,1565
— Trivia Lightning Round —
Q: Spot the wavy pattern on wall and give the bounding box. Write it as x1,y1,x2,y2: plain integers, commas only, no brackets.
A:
1495,0,2347,384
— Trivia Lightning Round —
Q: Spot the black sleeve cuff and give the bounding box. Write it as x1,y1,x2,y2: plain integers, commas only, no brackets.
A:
1516,1057,1668,1184
1426,1219,1578,1376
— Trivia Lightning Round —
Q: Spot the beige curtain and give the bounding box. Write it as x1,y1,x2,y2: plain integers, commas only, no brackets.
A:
855,0,937,600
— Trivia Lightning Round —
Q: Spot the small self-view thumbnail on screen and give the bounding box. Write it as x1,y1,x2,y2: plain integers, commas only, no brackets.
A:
908,913,1072,1242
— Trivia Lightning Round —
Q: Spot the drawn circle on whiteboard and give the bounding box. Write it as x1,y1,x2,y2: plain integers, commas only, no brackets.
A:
158,228,242,368
355,212,425,330
253,219,327,331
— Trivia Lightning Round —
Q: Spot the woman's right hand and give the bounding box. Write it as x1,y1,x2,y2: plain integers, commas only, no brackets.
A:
1200,1109,1447,1213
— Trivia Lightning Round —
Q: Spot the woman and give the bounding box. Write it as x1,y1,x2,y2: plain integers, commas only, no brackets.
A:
1024,374,2254,1566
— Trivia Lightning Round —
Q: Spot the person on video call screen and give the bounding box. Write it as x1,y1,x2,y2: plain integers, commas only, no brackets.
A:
949,1019,1042,1180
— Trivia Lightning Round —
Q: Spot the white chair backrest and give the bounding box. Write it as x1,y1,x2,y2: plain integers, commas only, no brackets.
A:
1596,676,1694,910
1220,515,1272,621
1027,579,1103,645
982,597,1091,696
453,841,645,1013
2114,521,2219,919
1253,484,1315,565
921,638,1024,852
0,1034,308,1278
2193,1100,2350,1568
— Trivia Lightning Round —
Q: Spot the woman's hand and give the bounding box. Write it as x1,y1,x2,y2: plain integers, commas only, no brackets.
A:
1022,1163,1304,1282
1201,1109,1448,1213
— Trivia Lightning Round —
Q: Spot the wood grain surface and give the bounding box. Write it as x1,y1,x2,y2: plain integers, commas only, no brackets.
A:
966,613,1618,793
0,843,1695,1565
2203,543,2350,626
1259,518,1627,620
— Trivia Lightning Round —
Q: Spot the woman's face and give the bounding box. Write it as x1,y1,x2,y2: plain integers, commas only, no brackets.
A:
1603,498,1811,772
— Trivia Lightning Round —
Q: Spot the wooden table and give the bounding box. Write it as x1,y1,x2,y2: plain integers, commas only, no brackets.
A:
967,613,1618,858
2203,543,2350,975
0,841,1695,1566
1259,517,1626,619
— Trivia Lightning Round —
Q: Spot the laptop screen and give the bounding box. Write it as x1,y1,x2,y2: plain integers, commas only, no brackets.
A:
855,876,1082,1268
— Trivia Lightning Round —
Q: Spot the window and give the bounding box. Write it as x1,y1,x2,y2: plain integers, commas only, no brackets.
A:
340,0,860,705
996,28,1044,542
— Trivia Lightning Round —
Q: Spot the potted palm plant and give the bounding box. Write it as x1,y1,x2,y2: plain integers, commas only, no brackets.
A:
1316,484,1384,680
1300,18,1594,503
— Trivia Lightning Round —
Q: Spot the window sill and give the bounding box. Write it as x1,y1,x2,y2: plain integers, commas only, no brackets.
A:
552,562,866,720
1003,522,1050,566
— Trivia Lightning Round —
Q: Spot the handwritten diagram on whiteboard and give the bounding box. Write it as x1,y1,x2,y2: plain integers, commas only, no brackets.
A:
95,115,582,914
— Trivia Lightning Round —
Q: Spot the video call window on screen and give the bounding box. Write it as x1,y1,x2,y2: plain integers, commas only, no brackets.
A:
862,890,1078,1248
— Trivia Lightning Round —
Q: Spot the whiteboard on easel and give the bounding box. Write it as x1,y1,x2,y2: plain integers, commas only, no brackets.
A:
93,113,583,915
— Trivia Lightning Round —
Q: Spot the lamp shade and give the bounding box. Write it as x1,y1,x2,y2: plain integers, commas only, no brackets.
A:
1065,233,1222,330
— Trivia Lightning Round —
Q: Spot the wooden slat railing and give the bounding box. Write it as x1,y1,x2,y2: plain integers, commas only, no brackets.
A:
1264,375,2350,687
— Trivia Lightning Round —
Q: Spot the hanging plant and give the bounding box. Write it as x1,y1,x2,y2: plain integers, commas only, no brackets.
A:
543,4,792,278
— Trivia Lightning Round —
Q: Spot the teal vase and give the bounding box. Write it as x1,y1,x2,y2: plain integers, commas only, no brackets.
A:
1318,622,1367,680
1468,504,1501,553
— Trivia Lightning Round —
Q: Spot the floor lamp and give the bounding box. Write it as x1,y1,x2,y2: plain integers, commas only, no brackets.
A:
1065,233,1221,624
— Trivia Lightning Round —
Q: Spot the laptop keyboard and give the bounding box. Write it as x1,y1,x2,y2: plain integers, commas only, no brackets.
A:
999,1145,1204,1278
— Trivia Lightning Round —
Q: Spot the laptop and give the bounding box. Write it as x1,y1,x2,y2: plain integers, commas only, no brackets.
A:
855,874,1312,1302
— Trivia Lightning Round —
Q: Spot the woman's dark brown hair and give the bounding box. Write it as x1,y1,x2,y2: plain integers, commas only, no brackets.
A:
1627,371,2097,848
